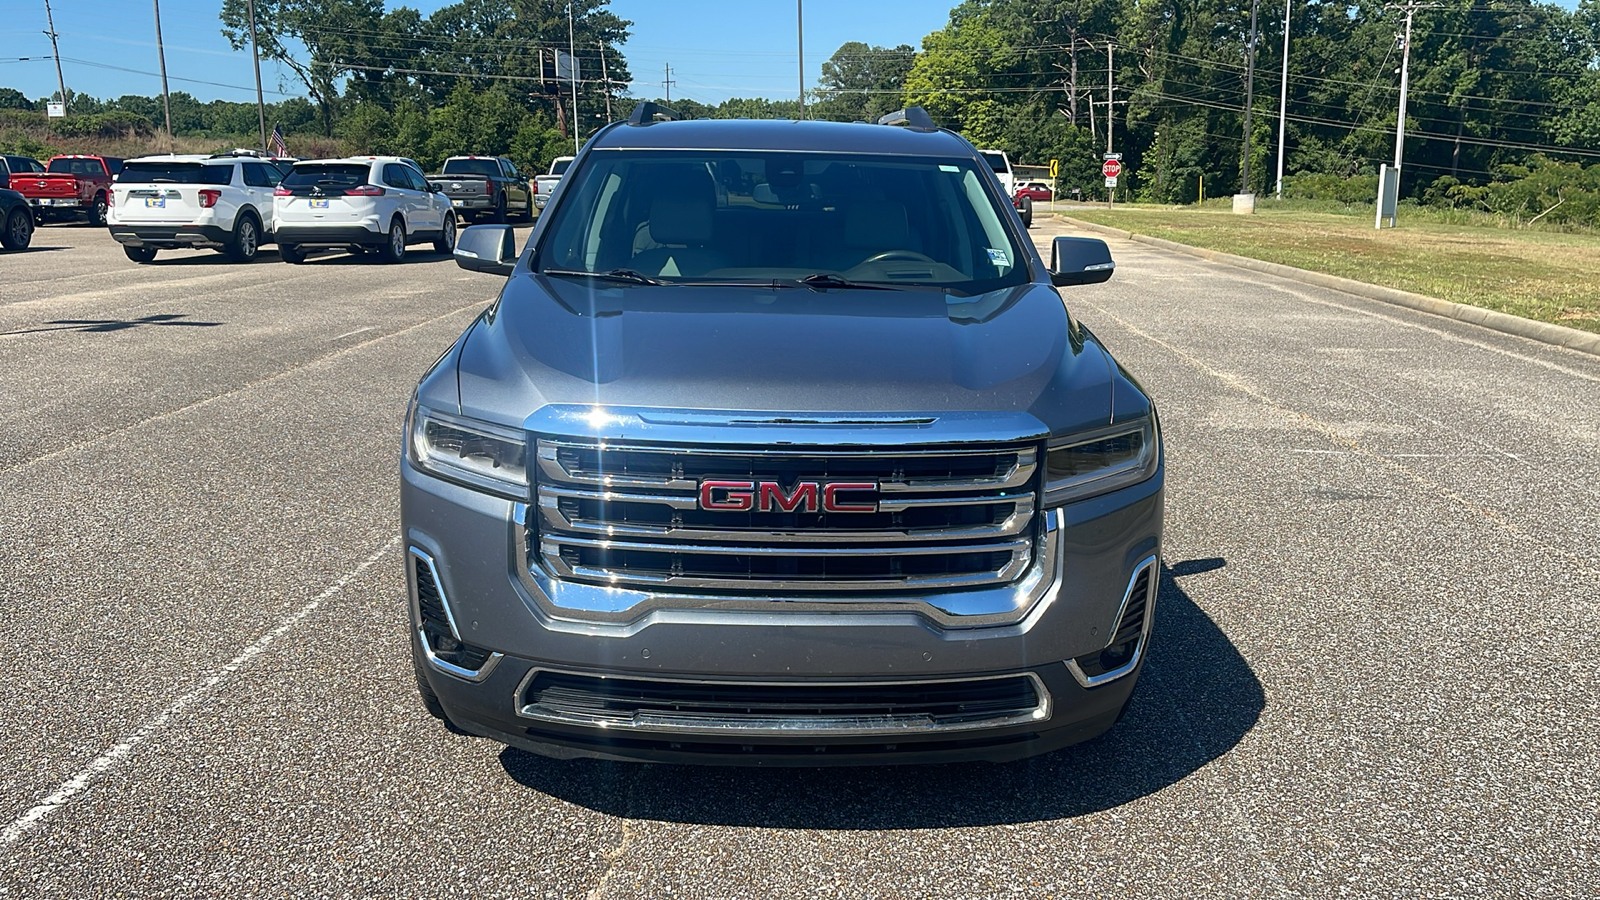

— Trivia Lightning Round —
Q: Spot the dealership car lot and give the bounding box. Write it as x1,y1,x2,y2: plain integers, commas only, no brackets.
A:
1,225,1596,897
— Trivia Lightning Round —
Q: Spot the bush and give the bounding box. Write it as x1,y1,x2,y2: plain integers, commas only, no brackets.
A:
1281,172,1378,205
49,110,156,140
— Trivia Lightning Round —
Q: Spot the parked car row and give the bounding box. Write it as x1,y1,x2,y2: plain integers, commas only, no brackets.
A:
0,151,577,259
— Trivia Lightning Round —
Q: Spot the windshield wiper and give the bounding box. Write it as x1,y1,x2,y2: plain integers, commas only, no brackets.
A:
543,268,671,286
792,273,897,291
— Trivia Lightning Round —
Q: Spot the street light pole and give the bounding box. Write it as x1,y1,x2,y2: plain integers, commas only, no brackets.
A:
1275,0,1291,199
568,1,580,154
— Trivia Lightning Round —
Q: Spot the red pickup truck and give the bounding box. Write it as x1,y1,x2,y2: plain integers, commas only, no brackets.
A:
11,155,123,226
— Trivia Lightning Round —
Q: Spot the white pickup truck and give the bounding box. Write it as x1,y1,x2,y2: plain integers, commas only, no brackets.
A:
532,156,575,211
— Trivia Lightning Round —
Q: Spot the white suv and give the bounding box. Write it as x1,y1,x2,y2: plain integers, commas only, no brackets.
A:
273,157,457,264
108,154,285,263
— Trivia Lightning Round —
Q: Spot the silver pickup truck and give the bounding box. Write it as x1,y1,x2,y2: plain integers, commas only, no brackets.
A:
404,104,1163,765
532,155,573,211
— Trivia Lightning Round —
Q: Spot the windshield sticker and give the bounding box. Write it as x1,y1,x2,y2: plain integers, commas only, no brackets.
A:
939,165,959,172
986,248,1010,266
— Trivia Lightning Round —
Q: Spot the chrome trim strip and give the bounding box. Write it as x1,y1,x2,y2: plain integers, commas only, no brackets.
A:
512,667,1051,737
408,547,503,683
1065,555,1159,689
512,504,1061,626
542,533,1030,557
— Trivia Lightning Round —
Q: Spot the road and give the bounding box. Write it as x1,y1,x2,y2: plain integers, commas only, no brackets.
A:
0,221,1596,898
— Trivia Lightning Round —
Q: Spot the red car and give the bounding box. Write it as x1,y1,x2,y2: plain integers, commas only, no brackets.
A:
11,155,123,226
1014,182,1053,202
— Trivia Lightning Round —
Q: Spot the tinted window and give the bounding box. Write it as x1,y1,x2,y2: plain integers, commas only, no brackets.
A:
243,162,281,187
550,158,572,176
979,152,1008,174
106,159,124,174
383,163,417,190
118,162,233,185
282,164,368,190
441,159,500,177
536,150,1026,295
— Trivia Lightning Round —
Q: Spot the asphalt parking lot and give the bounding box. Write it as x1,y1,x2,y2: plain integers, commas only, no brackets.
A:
1,221,1596,898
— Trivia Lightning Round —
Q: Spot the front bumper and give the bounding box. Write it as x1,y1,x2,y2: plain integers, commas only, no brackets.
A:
401,456,1163,764
109,224,233,248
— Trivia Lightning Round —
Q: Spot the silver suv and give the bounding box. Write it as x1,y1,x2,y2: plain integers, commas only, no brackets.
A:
403,104,1163,765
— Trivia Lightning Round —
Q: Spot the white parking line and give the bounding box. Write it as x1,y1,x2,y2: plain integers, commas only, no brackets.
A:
0,535,401,849
333,326,375,340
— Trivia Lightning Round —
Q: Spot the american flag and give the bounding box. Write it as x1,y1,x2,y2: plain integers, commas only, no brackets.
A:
269,124,288,158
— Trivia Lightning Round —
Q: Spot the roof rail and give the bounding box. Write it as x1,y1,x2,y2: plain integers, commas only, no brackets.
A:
876,107,937,130
627,101,681,126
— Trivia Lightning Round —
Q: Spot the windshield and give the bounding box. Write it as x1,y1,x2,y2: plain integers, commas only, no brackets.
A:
442,159,500,177
282,164,368,190
118,162,233,185
535,150,1027,294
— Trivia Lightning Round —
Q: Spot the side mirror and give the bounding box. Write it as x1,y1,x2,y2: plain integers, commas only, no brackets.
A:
455,224,518,276
1049,236,1115,286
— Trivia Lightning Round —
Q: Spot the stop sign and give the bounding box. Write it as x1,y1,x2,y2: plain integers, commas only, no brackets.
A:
1102,159,1123,178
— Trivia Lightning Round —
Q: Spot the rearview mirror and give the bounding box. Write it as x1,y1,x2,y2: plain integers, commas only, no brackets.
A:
455,224,518,276
1049,236,1115,286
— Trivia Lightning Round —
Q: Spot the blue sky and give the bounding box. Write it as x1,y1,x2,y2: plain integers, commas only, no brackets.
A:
2,0,951,106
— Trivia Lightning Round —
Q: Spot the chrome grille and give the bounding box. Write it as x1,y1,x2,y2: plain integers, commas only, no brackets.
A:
532,439,1040,592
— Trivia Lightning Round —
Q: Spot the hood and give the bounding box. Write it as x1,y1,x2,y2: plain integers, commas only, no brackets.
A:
455,276,1116,439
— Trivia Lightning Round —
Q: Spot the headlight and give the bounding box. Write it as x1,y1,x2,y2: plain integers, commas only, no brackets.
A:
1043,417,1159,506
407,403,527,499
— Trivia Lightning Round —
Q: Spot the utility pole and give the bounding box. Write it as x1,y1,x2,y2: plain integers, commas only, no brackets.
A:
1392,3,1420,177
1067,35,1078,126
1240,0,1260,195
42,0,69,113
598,41,612,121
664,64,674,105
1275,0,1291,199
567,2,579,154
247,0,267,152
153,0,173,149
1106,41,1114,156
797,0,806,119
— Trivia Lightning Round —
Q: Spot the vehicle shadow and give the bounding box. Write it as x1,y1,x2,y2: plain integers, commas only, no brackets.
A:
0,313,223,336
498,558,1263,829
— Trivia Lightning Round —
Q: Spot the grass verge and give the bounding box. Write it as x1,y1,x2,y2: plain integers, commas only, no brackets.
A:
1063,203,1600,335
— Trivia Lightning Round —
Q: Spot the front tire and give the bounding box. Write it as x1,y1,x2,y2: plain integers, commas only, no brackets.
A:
379,218,406,263
123,245,157,263
88,194,108,228
225,214,261,262
1,209,32,250
278,242,306,264
433,213,457,255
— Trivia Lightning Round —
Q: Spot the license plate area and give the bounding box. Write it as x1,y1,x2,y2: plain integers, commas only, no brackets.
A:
310,199,330,209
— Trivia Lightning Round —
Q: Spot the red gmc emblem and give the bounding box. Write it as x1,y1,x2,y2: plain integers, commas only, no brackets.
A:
698,480,877,513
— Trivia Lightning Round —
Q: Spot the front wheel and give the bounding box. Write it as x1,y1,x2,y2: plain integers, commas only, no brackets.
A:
123,245,157,263
278,242,306,264
225,215,260,262
378,219,407,263
88,194,108,227
1,209,32,250
433,213,457,254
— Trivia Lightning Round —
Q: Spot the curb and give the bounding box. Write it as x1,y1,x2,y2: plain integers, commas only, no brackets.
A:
1056,214,1600,358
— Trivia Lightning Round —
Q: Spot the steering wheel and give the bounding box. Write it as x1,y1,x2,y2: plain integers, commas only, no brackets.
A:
859,250,938,265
